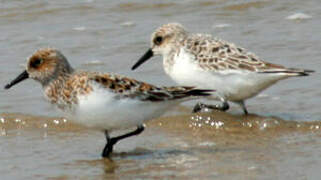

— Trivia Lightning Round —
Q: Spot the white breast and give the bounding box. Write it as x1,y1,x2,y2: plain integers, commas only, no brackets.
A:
64,84,174,131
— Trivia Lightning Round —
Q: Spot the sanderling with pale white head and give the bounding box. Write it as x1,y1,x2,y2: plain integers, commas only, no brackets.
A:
132,23,314,114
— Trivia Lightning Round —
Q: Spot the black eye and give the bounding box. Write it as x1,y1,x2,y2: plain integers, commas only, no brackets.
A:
154,36,163,45
31,58,43,68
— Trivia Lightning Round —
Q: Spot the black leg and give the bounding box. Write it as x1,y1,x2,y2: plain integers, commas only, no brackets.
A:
102,131,112,158
192,102,204,113
236,101,248,115
242,106,249,115
102,125,145,158
240,102,248,115
192,101,229,113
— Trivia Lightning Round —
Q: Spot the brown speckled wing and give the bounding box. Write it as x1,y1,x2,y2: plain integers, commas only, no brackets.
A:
86,72,212,102
183,34,295,73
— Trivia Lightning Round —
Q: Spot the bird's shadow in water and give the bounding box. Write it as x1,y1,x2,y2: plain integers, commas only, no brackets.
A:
112,147,192,160
73,147,193,174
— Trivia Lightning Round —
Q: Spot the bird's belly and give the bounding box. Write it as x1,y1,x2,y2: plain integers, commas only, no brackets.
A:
168,64,281,101
63,90,172,131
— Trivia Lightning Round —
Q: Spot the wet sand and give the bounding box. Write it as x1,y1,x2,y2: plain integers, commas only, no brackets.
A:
1,0,321,179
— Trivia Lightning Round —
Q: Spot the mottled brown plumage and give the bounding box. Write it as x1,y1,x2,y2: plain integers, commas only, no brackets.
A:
13,48,211,111
5,47,214,157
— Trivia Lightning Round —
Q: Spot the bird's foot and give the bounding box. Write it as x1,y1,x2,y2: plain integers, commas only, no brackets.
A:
102,125,145,158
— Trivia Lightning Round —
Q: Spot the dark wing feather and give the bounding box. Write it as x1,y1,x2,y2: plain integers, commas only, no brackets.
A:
87,72,213,102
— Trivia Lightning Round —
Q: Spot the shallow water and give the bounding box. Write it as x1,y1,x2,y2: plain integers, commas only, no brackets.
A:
0,0,320,179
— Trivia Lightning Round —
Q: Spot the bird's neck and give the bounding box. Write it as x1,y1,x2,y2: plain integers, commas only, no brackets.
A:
41,65,74,87
163,43,184,75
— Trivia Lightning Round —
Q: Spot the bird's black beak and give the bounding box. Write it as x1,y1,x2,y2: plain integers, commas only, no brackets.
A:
131,48,154,70
4,70,29,90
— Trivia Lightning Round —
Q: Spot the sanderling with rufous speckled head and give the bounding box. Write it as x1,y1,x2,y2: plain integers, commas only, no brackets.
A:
132,23,314,114
4,48,213,157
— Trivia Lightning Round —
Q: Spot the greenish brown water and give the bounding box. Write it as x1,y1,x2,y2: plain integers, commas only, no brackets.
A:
0,112,320,179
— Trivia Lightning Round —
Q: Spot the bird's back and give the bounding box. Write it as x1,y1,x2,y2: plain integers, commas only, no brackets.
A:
179,33,313,76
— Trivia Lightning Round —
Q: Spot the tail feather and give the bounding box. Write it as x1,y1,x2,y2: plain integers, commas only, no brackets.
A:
259,68,315,76
184,89,214,96
164,86,214,99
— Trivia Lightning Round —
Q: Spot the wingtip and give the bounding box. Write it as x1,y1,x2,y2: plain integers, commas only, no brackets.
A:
188,89,215,96
299,69,315,76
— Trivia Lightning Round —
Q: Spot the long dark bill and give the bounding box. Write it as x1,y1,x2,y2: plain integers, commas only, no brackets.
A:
4,70,29,90
131,48,154,70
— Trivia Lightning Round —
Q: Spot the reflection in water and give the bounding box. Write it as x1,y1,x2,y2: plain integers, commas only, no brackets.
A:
74,158,118,174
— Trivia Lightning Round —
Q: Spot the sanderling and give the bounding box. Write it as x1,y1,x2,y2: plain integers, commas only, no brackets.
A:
132,23,314,114
4,48,213,157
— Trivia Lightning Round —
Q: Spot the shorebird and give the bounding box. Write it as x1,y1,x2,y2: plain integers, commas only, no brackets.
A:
4,48,212,157
131,23,314,114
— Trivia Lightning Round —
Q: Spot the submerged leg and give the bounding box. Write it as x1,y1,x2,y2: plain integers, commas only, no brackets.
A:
192,101,229,113
102,125,145,158
102,131,112,157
